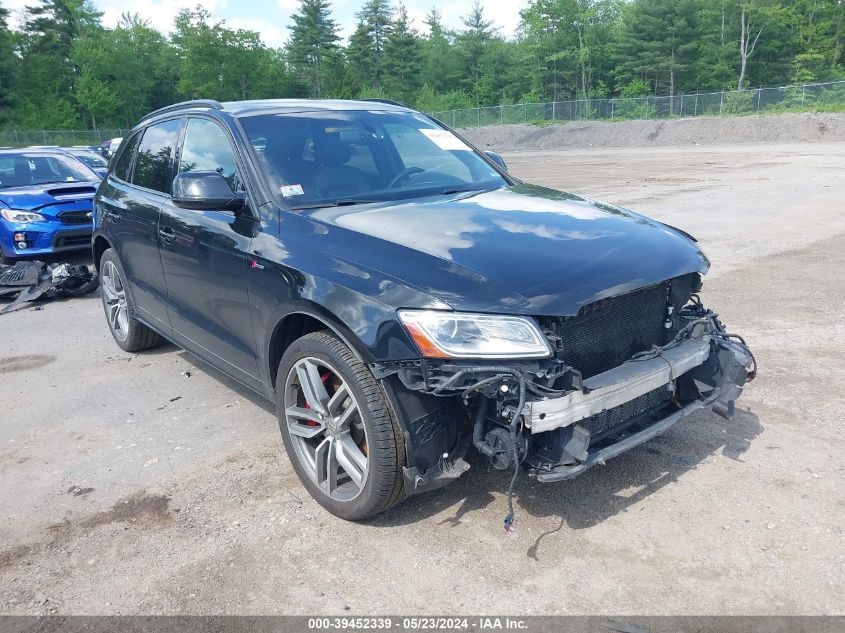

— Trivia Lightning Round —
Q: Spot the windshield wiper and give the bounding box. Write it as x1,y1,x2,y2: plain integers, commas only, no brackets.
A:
438,185,499,196
292,187,501,210
332,199,381,206
292,199,381,210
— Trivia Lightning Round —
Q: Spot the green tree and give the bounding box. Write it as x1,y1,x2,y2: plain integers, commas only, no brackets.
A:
321,48,356,98
70,14,179,128
173,8,292,102
521,0,621,99
16,0,103,128
287,0,340,97
72,33,119,128
455,1,497,105
347,0,392,91
683,0,735,91
734,0,793,88
614,0,701,100
787,0,843,81
382,3,422,104
414,84,474,113
113,15,180,120
3,0,845,131
0,6,16,124
420,8,460,94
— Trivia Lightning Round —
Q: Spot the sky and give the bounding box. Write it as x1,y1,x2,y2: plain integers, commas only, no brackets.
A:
2,0,528,48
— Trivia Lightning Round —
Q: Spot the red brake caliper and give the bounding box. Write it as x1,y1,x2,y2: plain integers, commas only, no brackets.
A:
304,372,332,426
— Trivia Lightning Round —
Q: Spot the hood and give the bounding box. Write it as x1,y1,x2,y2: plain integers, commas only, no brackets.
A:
300,185,711,317
0,182,99,212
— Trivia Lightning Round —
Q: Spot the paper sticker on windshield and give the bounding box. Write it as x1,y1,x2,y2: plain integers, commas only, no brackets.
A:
421,129,471,151
280,184,304,197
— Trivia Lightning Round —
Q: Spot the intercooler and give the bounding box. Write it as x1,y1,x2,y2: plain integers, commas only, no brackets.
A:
577,385,673,437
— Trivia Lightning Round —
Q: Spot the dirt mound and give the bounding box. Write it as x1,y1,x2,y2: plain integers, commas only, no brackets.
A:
462,112,845,150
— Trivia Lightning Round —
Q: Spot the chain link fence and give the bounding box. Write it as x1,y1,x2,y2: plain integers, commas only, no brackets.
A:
0,128,130,148
431,80,845,129
1,80,843,143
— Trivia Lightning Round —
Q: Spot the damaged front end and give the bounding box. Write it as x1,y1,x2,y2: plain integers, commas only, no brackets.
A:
377,273,755,514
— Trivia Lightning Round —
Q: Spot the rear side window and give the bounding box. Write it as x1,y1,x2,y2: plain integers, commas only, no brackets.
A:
113,134,140,182
132,119,181,194
179,118,238,192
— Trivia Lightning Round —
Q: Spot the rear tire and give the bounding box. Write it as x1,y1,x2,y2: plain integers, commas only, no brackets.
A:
99,248,162,352
276,331,406,520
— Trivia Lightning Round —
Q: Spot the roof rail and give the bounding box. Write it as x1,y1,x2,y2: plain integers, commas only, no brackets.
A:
354,98,406,108
138,99,224,124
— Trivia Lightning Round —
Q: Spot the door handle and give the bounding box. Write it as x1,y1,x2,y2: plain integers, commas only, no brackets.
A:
158,226,176,244
99,196,126,222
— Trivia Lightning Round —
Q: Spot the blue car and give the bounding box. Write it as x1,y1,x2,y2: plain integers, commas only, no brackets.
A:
0,149,101,264
65,148,110,179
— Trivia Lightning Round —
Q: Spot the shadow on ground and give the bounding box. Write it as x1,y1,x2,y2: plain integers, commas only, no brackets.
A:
152,334,764,560
176,349,276,416
372,407,762,556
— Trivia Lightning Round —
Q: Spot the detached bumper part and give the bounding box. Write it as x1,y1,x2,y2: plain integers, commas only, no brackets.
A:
0,260,99,314
694,337,755,420
403,435,471,495
381,376,474,497
529,335,754,482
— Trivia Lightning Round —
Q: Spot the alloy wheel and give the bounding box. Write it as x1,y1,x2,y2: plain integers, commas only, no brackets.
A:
101,260,129,342
283,357,369,502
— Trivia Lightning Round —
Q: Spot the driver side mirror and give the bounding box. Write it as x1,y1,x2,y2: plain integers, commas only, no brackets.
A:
484,151,508,172
172,171,246,212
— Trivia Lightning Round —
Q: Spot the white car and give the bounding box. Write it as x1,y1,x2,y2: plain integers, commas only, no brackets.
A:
106,137,123,157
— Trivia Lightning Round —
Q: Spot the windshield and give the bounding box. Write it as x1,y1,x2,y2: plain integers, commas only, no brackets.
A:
0,152,98,188
70,151,108,168
239,110,508,208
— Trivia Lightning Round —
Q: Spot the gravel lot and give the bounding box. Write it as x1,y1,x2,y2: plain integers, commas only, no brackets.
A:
1,142,842,616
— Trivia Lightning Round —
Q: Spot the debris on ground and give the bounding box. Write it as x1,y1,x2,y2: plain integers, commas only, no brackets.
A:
0,260,99,314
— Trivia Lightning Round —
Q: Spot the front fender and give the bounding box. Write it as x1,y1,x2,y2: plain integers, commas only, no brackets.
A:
249,266,423,396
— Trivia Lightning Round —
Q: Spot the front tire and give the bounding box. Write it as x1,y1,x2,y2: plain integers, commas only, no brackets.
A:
276,331,406,520
99,248,162,352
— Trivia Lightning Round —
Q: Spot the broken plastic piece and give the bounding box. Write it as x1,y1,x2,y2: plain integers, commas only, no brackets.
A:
0,260,98,314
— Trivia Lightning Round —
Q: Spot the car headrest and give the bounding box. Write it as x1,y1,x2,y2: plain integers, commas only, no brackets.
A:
13,159,31,184
313,133,352,167
31,159,53,180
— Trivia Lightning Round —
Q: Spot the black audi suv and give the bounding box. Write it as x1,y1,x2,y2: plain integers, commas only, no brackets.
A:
93,98,755,522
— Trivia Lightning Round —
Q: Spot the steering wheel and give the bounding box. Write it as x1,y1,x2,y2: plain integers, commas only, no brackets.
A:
388,167,425,189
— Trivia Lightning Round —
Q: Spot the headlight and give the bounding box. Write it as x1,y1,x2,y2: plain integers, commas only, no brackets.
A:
398,310,551,359
1,209,45,224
